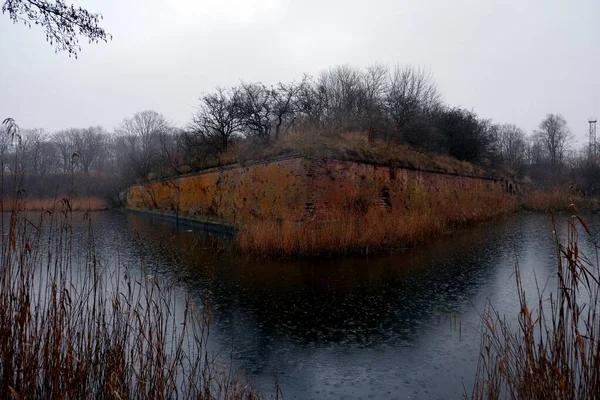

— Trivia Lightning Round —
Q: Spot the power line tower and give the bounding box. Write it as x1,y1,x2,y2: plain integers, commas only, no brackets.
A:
590,118,597,157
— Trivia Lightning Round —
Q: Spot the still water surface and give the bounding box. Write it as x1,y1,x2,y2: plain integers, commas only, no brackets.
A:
76,211,600,399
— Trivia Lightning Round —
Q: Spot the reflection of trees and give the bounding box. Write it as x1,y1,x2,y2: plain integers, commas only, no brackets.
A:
125,212,524,347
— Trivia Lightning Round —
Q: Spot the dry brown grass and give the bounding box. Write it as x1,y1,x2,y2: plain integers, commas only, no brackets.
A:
240,130,492,177
0,207,261,399
170,130,496,179
522,188,600,212
1,197,108,211
237,189,517,257
472,210,600,399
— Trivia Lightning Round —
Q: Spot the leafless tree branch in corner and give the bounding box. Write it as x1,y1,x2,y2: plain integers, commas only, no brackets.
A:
2,0,111,56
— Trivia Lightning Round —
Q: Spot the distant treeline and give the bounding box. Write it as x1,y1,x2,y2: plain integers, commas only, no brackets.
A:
2,64,599,198
1,173,116,203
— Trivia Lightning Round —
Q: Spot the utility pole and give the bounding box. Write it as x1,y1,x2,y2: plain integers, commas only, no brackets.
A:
589,118,597,157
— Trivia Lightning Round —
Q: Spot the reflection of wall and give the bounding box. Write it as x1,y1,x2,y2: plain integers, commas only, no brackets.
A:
127,156,515,226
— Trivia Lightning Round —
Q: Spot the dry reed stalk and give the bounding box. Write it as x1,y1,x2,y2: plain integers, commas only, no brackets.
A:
0,204,260,399
522,188,600,212
1,197,108,211
472,207,600,399
238,190,517,257
522,188,574,211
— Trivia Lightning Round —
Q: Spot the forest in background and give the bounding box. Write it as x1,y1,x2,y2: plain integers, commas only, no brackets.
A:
2,64,599,203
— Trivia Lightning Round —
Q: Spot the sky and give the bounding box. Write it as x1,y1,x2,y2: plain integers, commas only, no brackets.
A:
0,0,599,146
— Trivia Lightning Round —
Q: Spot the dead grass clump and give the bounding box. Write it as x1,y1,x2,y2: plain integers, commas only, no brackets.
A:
472,209,600,399
237,190,516,257
0,206,260,399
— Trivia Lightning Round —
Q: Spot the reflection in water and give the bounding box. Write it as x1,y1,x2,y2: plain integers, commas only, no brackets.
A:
80,211,598,399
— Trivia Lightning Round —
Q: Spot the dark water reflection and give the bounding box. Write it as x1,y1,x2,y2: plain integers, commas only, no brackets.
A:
60,211,600,399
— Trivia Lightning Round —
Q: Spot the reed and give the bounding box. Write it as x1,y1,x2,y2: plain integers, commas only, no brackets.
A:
522,188,600,212
472,208,600,399
1,196,108,211
0,204,260,398
237,189,517,257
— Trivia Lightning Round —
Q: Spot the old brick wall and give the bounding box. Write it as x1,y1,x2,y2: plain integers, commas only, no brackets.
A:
305,159,509,217
127,157,514,226
127,157,308,225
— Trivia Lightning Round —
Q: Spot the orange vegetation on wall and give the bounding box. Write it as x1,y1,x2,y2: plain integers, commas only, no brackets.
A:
127,156,518,255
127,157,308,225
237,159,517,256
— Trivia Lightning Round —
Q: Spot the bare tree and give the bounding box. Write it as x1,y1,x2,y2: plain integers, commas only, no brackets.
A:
2,0,111,56
237,83,273,143
362,64,388,103
109,134,139,185
272,80,304,140
52,128,107,174
116,110,172,177
18,128,45,175
319,65,364,131
236,81,302,143
158,126,184,174
525,135,546,165
189,87,242,153
72,126,107,174
0,123,14,171
361,63,389,137
53,129,77,173
37,139,59,175
296,74,328,128
385,65,440,140
494,124,527,167
535,113,573,167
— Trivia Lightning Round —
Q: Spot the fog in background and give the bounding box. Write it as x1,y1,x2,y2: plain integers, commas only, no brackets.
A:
1,0,599,144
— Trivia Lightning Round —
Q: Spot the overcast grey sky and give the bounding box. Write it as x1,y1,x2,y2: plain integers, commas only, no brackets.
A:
1,0,598,146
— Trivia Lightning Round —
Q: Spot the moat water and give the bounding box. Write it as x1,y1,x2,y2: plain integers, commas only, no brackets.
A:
42,211,600,399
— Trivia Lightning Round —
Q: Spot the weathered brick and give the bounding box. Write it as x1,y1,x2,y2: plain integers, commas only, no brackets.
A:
127,157,515,226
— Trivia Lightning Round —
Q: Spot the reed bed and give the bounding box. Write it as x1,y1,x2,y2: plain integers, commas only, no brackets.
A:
238,190,517,257
472,209,600,399
522,188,600,212
0,205,260,399
1,196,108,211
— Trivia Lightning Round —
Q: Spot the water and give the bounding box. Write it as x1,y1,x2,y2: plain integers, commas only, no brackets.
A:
40,211,600,399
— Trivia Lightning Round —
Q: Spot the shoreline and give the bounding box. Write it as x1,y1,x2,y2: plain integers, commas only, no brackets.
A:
126,194,518,258
125,208,237,235
8,192,598,258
